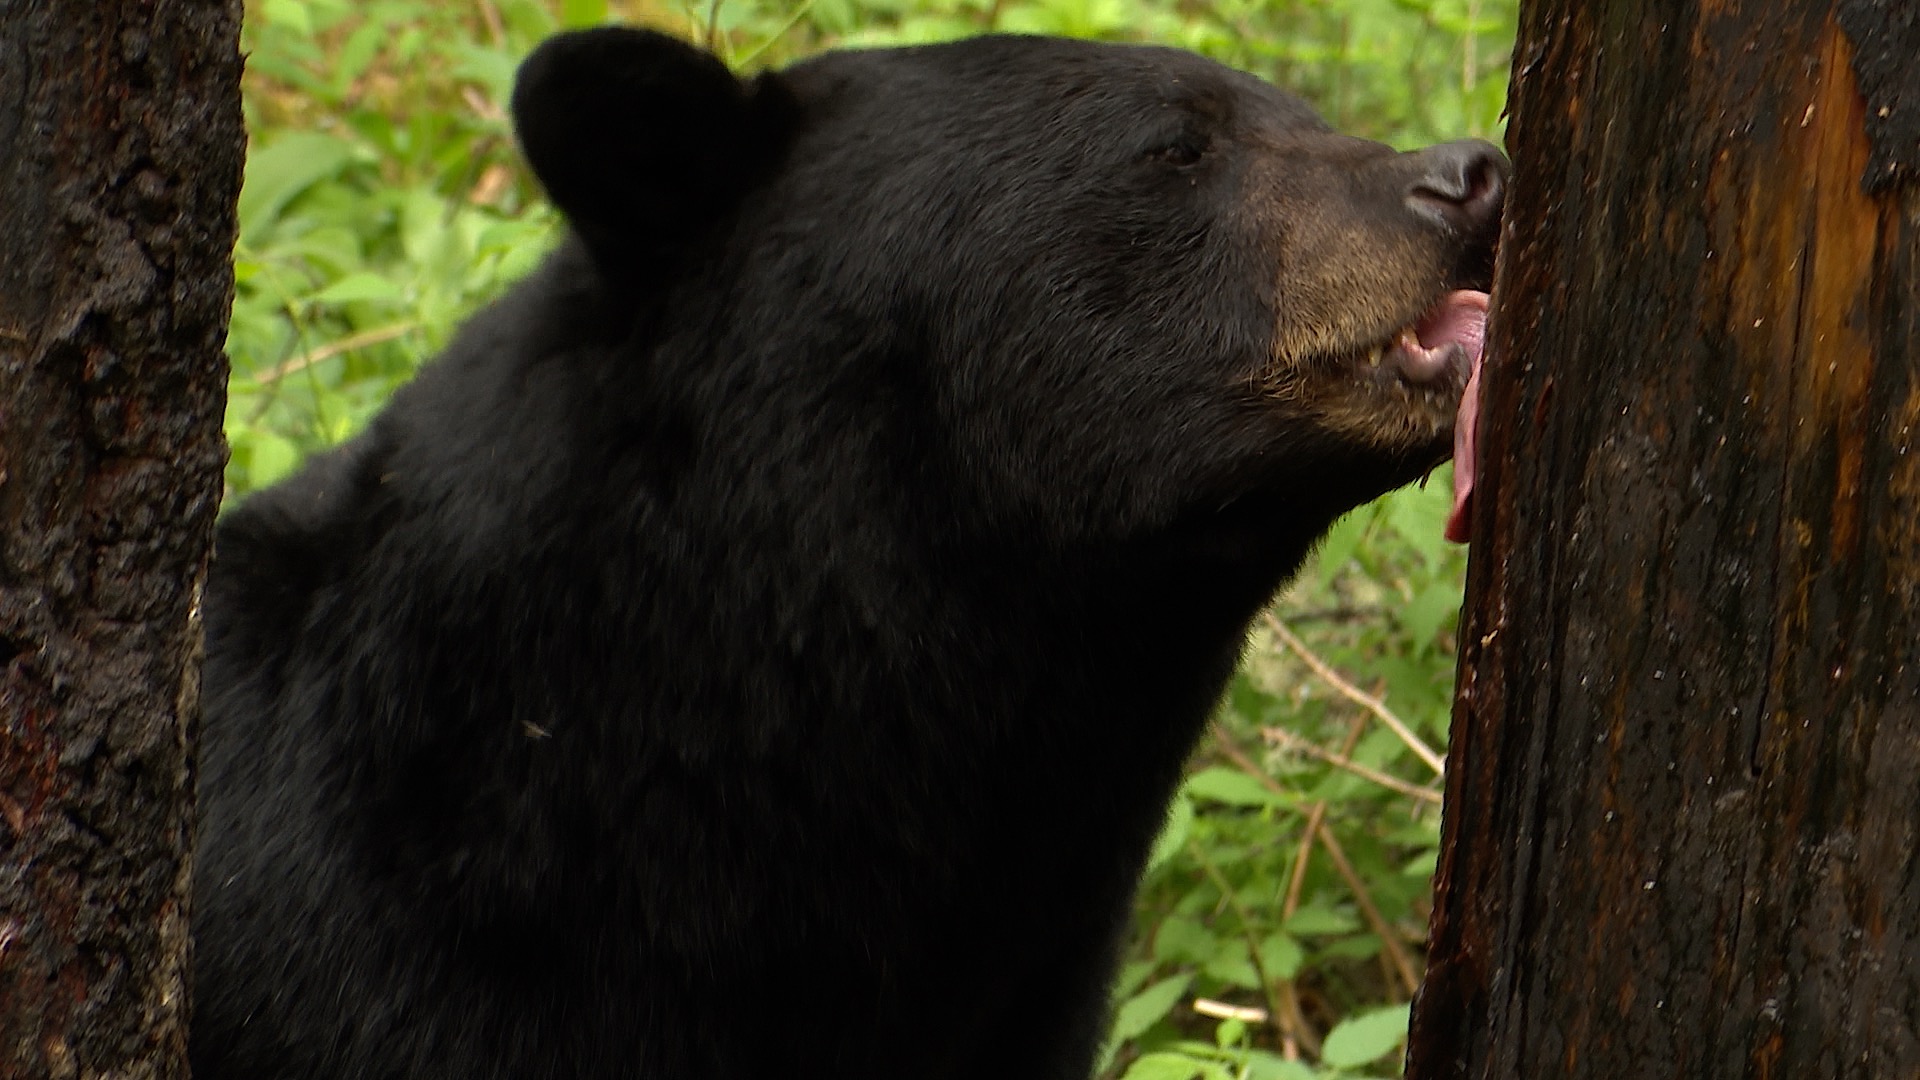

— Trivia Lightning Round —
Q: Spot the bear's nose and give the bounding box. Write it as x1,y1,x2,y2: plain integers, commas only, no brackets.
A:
1404,139,1509,234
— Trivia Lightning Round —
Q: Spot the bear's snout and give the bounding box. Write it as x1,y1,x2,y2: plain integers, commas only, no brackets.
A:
1403,138,1509,237
1402,138,1508,291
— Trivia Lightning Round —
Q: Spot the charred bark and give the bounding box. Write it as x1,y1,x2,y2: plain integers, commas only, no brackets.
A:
0,2,243,1076
1408,3,1920,1078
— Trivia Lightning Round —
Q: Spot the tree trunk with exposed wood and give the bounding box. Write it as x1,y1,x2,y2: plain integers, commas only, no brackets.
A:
1407,3,1920,1078
0,2,243,1076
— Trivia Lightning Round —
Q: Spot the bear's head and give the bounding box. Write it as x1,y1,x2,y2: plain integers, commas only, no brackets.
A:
511,28,1502,582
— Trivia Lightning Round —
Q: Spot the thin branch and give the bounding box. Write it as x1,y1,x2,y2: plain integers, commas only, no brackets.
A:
1211,721,1422,1001
1185,836,1293,1049
1316,827,1421,996
474,0,505,49
1192,998,1268,1023
1262,612,1446,777
1279,604,1390,626
1205,724,1327,1059
252,322,419,385
1261,726,1443,806
1273,980,1317,1062
1281,714,1369,918
461,84,507,126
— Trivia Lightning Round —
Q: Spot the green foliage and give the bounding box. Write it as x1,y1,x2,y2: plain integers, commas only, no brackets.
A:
230,0,562,491
231,0,1516,1074
1320,1005,1414,1070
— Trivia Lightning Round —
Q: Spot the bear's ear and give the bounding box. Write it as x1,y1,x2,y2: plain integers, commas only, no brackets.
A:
511,28,795,271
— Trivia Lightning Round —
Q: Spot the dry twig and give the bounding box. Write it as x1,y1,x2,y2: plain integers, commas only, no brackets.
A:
1277,715,1368,918
1261,726,1443,806
254,322,419,384
1262,612,1446,777
1316,827,1421,996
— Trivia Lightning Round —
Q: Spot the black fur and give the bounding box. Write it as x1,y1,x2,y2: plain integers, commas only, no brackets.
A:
193,30,1502,1080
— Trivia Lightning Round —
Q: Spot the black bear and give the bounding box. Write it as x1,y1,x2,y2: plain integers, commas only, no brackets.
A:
193,27,1503,1080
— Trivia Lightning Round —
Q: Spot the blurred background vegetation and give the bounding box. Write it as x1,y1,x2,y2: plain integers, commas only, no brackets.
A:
230,1,1517,1076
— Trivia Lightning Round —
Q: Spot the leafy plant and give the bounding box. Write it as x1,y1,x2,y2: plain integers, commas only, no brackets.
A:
229,1,1516,1075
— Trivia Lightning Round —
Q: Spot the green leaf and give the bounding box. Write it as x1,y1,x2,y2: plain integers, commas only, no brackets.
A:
238,133,359,242
1200,941,1260,989
560,0,608,27
237,431,302,490
1108,974,1191,1044
1282,905,1357,937
1319,1003,1411,1069
399,187,452,268
1312,510,1368,583
1400,849,1439,878
310,272,404,306
1111,960,1156,1002
1122,1052,1226,1080
1257,932,1304,980
1399,577,1462,651
1241,1052,1318,1080
1382,480,1450,544
1122,1055,1195,1080
1183,767,1286,809
449,44,525,112
1320,934,1383,961
493,0,559,40
1145,794,1193,874
260,0,313,35
1151,915,1214,965
327,21,390,100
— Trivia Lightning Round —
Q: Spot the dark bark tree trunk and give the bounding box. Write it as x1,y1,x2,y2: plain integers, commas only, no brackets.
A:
0,2,243,1076
1407,3,1920,1078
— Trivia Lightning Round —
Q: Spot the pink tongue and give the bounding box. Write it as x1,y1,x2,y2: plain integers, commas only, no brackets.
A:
1415,290,1490,544
1443,352,1484,543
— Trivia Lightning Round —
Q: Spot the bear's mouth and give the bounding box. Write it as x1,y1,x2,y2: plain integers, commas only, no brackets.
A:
1367,291,1488,543
1261,288,1489,530
1350,289,1488,398
1267,289,1489,403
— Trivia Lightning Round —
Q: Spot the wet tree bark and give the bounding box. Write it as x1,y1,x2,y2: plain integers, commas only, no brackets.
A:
1406,3,1920,1078
0,2,243,1077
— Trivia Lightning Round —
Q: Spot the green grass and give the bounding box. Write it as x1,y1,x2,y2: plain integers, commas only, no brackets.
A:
230,2,1516,1075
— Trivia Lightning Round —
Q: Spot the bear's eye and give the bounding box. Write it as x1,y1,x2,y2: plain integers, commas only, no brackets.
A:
1153,133,1210,168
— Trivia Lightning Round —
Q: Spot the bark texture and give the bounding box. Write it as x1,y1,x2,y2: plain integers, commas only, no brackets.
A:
0,1,243,1077
1407,3,1920,1078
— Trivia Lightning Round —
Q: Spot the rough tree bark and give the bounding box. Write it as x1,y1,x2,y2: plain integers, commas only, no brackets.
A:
1407,2,1920,1078
0,2,243,1077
